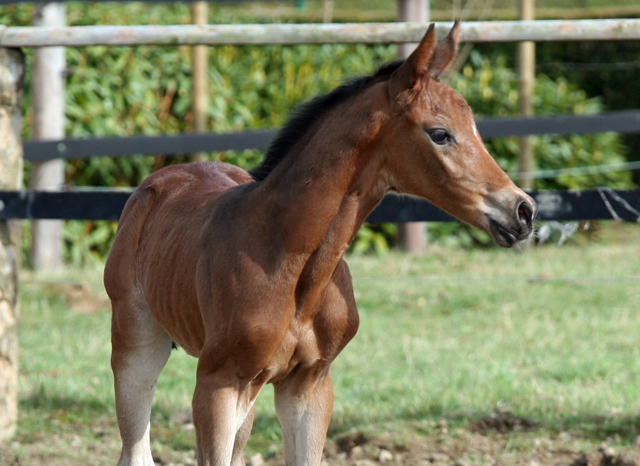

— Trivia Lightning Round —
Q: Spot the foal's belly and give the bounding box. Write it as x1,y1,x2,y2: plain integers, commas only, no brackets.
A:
145,283,206,358
140,241,210,357
148,279,340,384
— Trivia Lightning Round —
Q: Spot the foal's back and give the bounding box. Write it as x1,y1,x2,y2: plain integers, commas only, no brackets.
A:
104,162,254,356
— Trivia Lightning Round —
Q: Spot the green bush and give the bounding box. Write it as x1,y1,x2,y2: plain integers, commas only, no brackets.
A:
3,4,634,262
453,51,631,191
356,52,634,251
63,42,397,189
4,2,398,265
427,51,633,248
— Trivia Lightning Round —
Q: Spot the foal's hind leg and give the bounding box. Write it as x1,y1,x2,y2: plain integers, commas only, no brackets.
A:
111,299,173,466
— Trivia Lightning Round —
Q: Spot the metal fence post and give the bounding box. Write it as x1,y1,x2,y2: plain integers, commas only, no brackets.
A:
0,46,24,443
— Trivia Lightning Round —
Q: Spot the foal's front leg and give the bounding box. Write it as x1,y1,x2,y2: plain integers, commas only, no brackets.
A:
274,367,334,466
192,366,259,466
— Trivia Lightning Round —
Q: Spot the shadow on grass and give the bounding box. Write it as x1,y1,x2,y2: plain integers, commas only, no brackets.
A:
21,386,111,413
551,413,640,443
327,403,640,444
19,391,114,441
18,391,640,448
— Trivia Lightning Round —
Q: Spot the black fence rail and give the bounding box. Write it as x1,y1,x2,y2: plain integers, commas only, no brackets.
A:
23,110,640,161
10,110,640,223
1,189,639,223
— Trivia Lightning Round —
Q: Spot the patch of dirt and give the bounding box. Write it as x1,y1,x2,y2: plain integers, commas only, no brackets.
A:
57,282,110,314
314,434,640,466
335,431,369,453
470,409,539,434
0,431,121,466
568,446,640,466
4,427,640,466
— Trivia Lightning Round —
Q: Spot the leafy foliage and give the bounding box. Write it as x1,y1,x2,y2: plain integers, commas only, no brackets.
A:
452,51,631,190
62,220,117,268
427,51,633,248
4,2,398,265
2,3,634,262
62,42,397,189
351,223,398,255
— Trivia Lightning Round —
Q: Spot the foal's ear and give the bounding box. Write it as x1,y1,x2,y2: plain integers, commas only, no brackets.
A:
427,18,461,80
388,23,437,98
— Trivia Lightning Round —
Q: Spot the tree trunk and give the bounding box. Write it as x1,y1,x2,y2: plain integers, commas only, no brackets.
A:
0,46,24,443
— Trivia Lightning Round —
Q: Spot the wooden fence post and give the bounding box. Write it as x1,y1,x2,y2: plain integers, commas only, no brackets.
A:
397,0,429,254
30,2,66,271
518,0,535,190
191,1,208,163
397,0,430,58
0,46,24,443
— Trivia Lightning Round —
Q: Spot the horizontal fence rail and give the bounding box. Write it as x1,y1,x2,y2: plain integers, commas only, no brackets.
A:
2,19,640,48
24,130,276,162
2,0,279,3
23,111,640,161
1,189,639,223
4,19,640,226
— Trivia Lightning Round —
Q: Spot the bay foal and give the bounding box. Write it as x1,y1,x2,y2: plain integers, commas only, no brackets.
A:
105,21,536,466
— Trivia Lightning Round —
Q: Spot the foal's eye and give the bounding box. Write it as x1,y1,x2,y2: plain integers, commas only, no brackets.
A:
427,129,452,146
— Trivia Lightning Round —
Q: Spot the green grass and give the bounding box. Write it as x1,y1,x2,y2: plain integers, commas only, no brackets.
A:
330,225,640,441
12,223,640,462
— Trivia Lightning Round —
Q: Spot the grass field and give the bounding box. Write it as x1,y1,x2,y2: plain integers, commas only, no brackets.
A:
6,222,640,465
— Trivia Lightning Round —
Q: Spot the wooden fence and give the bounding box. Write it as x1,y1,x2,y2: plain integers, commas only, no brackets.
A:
19,110,640,162
1,189,639,223
0,18,638,223
0,19,638,224
3,109,639,224
2,19,640,46
1,16,640,443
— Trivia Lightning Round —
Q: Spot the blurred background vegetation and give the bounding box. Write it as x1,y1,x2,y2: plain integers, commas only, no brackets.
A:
1,0,639,264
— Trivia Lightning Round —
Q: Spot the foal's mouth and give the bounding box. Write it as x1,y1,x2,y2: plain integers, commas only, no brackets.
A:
488,220,531,247
485,199,537,248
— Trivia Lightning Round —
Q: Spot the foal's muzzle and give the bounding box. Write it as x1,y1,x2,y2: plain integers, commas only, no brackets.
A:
486,197,537,248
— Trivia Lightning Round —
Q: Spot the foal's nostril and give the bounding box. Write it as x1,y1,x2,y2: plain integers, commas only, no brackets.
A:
516,200,534,228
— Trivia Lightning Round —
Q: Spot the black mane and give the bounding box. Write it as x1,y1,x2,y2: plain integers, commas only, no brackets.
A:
249,60,404,182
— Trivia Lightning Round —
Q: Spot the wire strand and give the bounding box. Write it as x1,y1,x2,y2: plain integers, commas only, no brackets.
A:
21,276,640,287
508,160,640,180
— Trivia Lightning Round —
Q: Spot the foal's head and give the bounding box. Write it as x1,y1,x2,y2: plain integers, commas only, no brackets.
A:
381,21,536,247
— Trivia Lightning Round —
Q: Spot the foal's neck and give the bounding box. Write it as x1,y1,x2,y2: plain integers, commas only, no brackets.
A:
255,84,390,262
